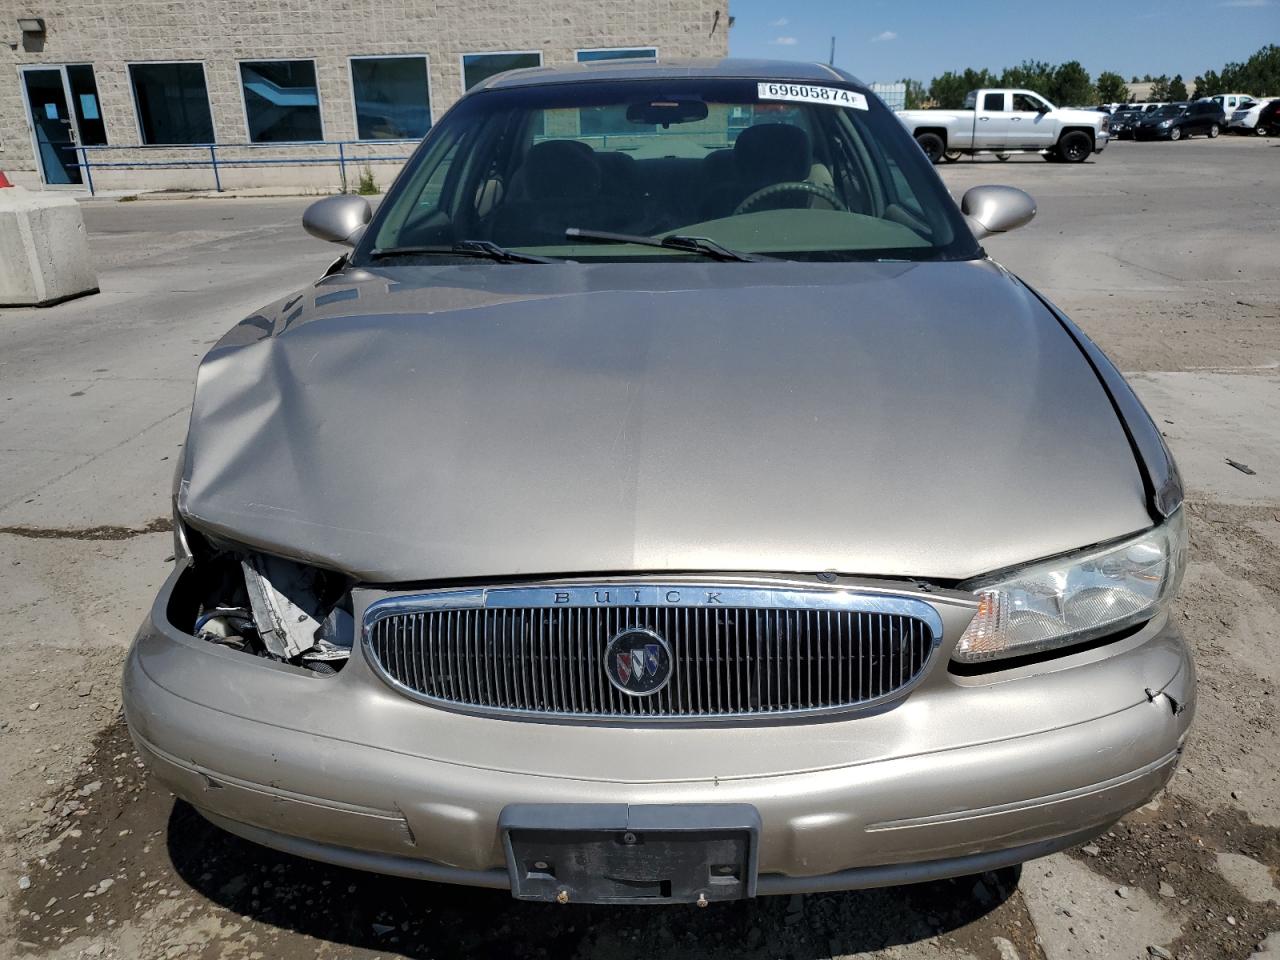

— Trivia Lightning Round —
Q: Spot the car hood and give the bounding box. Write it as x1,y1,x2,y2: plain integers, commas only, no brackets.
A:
179,259,1151,583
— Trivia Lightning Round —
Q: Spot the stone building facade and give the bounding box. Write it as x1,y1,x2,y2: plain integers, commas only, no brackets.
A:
0,1,728,191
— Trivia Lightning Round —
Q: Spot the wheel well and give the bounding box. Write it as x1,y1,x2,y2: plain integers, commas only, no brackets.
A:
913,127,949,147
1058,126,1095,146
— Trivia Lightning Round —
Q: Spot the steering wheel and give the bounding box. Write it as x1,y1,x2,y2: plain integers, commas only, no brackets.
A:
734,181,847,216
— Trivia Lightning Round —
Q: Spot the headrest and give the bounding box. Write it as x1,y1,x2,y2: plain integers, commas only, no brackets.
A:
595,151,638,184
522,140,601,200
700,148,736,181
733,124,812,188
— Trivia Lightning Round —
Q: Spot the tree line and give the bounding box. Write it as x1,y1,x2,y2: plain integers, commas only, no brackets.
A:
901,44,1278,109
1188,44,1280,99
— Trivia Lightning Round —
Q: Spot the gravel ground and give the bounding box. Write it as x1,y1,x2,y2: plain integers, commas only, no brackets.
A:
1,135,1278,960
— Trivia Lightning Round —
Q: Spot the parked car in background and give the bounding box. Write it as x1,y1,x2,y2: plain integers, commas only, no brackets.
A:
1109,105,1144,140
1229,97,1277,134
1212,93,1257,117
122,58,1193,906
1257,98,1280,136
1134,101,1225,141
899,88,1109,163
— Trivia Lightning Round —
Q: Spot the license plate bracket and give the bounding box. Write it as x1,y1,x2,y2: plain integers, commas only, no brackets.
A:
500,804,760,904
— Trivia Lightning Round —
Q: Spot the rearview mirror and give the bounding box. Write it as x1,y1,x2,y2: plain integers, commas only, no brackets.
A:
961,185,1036,240
625,98,709,126
303,194,372,246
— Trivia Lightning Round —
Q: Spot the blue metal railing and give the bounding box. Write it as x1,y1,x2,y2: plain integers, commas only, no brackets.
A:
73,140,420,196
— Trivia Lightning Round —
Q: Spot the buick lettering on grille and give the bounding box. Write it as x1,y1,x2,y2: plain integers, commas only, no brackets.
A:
553,588,728,605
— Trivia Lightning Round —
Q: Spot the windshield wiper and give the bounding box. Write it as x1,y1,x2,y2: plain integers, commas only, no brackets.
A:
368,240,559,264
564,228,772,263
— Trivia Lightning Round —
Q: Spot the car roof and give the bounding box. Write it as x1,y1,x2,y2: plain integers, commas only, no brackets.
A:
469,57,865,92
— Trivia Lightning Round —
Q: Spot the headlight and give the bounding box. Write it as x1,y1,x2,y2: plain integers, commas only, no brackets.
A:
1159,120,1173,127
953,509,1187,664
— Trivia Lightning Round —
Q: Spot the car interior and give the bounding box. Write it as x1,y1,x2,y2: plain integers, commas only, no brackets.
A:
481,123,847,245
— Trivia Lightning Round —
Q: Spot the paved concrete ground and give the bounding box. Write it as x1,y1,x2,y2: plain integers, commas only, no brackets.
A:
1,136,1278,960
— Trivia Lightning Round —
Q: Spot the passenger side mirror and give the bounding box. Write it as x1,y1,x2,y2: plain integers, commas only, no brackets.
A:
961,185,1036,240
303,194,372,247
1037,103,1051,114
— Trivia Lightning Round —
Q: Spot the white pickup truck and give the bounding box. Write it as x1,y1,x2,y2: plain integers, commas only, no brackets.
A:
898,88,1110,164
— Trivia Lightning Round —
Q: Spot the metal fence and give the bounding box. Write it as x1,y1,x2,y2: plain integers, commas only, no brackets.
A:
73,140,420,196
869,82,907,112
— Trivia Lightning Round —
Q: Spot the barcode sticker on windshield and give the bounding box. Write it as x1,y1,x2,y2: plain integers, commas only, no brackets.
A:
757,82,868,110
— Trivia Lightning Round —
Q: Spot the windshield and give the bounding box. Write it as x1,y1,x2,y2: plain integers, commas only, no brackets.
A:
357,77,978,264
1152,105,1185,118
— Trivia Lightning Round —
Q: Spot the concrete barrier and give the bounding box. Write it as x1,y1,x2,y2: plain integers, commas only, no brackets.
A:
0,186,99,307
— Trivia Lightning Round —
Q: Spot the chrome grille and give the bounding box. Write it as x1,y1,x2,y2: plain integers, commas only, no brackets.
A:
363,585,941,720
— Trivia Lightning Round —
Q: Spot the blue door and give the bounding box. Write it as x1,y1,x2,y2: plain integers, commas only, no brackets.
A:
22,68,82,185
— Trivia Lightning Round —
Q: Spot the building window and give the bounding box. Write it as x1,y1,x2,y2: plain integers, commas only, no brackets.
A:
572,50,659,137
67,64,107,146
240,60,323,143
350,56,431,140
128,62,215,145
575,48,657,62
461,52,542,92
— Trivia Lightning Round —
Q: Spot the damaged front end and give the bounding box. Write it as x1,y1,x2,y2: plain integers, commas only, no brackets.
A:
176,526,355,675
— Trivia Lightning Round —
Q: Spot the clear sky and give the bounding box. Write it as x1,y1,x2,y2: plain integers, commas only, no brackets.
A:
727,0,1279,85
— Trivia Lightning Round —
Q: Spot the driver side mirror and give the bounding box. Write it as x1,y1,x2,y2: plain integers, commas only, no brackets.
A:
961,185,1036,240
303,194,372,246
1037,103,1051,114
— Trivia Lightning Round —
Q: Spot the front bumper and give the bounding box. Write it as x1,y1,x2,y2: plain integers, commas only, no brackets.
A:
124,564,1195,897
1133,128,1173,140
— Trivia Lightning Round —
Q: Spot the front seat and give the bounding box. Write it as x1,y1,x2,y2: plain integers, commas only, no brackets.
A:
490,140,610,246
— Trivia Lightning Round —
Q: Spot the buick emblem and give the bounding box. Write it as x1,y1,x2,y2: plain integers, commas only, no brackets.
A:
604,627,673,697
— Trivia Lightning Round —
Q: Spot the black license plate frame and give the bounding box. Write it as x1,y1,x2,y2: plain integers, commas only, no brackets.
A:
500,803,761,904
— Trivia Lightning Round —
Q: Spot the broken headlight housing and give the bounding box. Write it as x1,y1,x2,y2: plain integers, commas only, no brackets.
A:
183,536,355,674
239,554,354,671
952,509,1187,665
